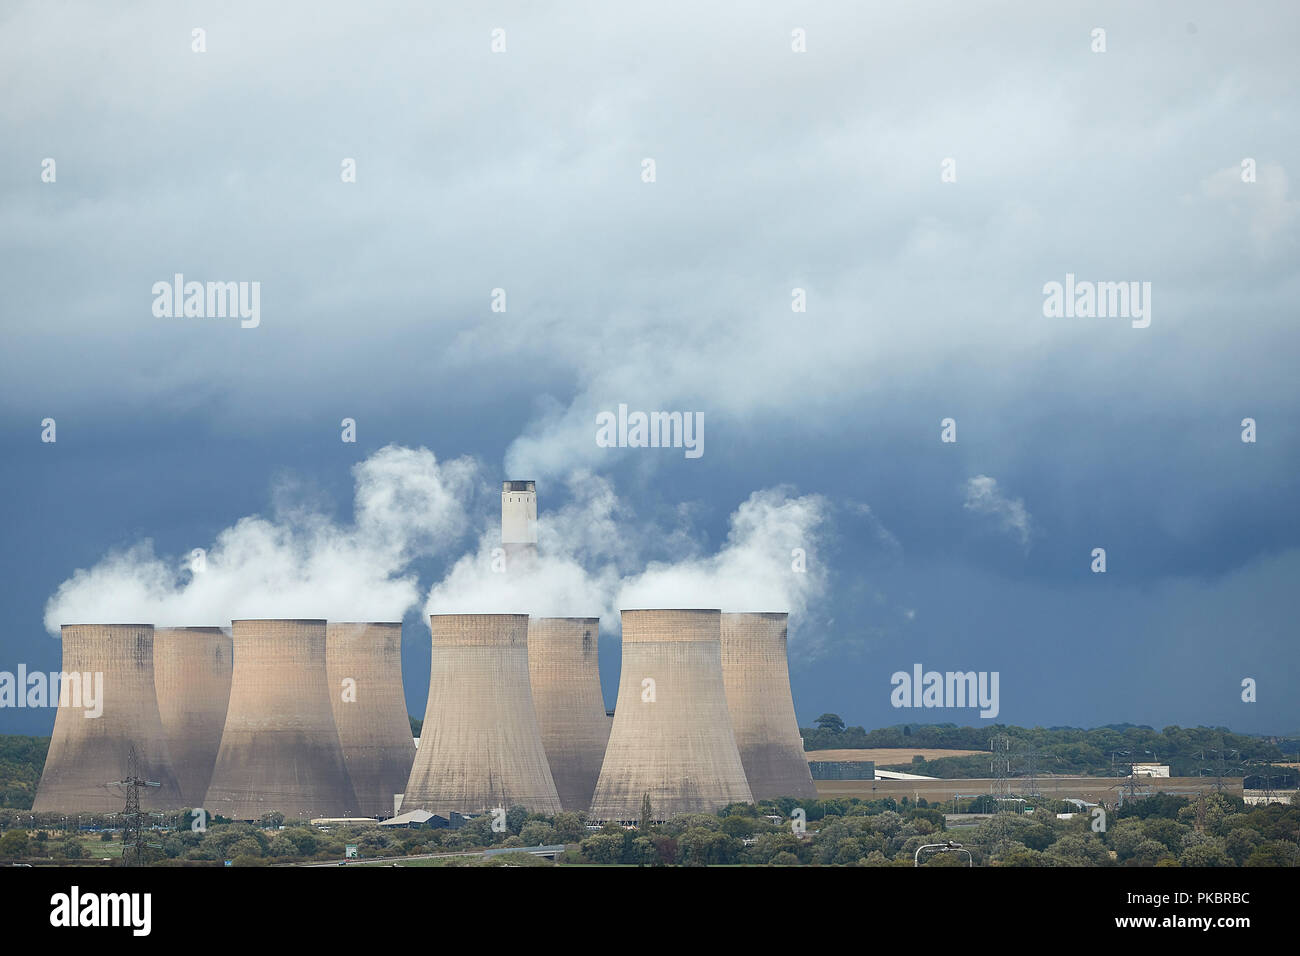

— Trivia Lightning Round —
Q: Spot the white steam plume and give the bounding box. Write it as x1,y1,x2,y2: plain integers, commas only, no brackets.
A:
425,481,831,647
43,445,478,632
45,442,834,648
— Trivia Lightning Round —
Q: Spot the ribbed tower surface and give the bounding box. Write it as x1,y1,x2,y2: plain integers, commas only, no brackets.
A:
527,617,610,811
720,612,818,801
33,624,184,813
326,622,416,817
204,620,358,820
154,626,233,806
589,609,753,822
401,614,562,816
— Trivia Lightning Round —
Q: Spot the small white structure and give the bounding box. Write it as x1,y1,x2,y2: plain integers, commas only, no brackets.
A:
1131,763,1170,777
1243,790,1298,807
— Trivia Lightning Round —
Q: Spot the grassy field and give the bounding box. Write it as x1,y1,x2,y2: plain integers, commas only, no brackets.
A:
80,835,121,858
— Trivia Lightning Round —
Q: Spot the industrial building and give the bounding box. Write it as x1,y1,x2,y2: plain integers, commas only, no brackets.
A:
401,613,562,816
204,619,358,820
33,624,184,813
527,617,610,811
1131,763,1171,778
153,625,233,806
590,609,753,822
326,622,416,817
31,482,831,825
809,760,877,781
720,611,819,801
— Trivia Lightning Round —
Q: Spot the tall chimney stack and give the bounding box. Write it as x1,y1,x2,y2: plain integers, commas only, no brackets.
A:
501,479,538,570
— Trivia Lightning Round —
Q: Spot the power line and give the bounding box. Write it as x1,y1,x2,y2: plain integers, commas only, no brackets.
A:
112,747,161,867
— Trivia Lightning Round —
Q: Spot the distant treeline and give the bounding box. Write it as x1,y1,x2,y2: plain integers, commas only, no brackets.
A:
0,736,49,809
800,722,1293,779
2,719,1294,810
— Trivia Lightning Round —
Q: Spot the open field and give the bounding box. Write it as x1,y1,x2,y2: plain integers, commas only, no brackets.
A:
814,775,1243,802
805,748,986,763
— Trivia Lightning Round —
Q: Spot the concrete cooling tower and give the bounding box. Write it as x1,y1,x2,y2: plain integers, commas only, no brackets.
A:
527,617,610,811
33,624,184,813
401,614,561,816
589,609,753,823
204,620,358,820
720,612,818,801
154,626,233,806
326,622,416,817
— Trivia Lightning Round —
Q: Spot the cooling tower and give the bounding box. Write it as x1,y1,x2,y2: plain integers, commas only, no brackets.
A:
720,612,818,801
154,626,233,806
33,624,184,813
527,617,610,811
204,620,358,820
401,614,561,816
589,609,753,822
326,622,416,817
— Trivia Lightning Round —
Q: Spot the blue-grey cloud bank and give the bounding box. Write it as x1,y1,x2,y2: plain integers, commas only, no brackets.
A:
1,1,1297,736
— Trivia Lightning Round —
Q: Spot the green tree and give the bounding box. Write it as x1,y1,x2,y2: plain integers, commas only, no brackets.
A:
745,832,803,865
1021,823,1057,851
268,834,297,857
640,793,653,831
1245,841,1297,867
677,827,741,866
998,848,1047,867
1223,827,1260,865
1128,838,1175,867
1181,839,1230,867
0,829,29,857
551,812,586,843
1142,818,1187,854
815,714,845,734
1044,834,1110,867
628,836,658,865
519,821,557,847
579,833,625,864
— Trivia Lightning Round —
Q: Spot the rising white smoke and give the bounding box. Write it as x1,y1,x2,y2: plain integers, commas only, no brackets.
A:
43,445,479,632
45,444,834,649
616,487,830,617
424,481,831,646
423,471,629,625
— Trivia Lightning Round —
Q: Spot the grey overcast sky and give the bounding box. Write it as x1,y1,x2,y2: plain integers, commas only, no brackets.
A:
2,1,1298,736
